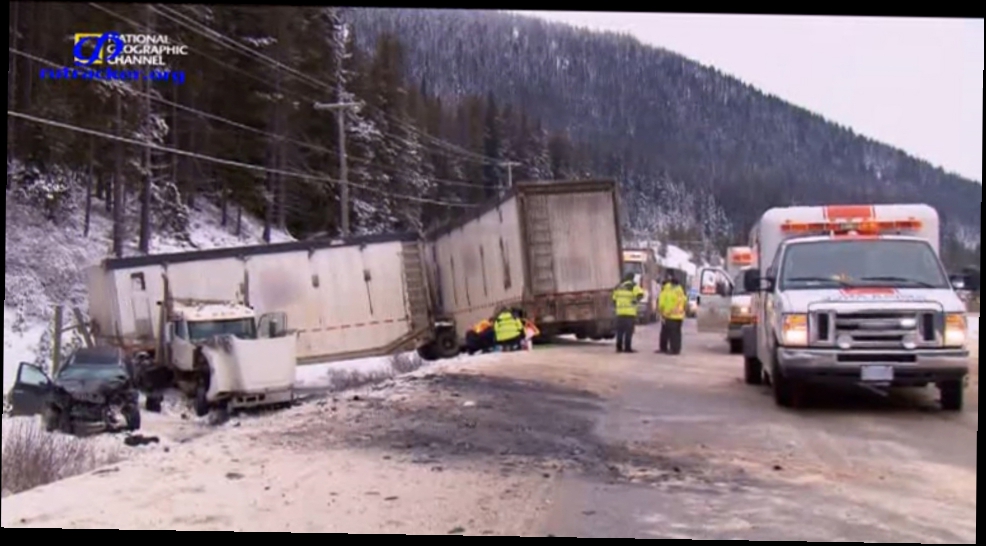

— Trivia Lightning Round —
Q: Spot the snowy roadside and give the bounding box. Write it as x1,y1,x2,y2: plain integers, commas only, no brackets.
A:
1,351,545,532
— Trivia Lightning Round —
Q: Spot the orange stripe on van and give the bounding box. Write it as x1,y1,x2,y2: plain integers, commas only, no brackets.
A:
823,205,875,220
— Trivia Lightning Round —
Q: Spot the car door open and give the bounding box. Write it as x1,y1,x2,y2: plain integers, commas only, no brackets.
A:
697,267,732,333
8,363,53,417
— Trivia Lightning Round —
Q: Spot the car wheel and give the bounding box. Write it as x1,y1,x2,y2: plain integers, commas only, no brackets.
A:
729,339,743,354
43,407,61,433
124,406,141,431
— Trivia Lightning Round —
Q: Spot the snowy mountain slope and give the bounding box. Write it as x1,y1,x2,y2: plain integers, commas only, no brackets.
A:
4,169,293,393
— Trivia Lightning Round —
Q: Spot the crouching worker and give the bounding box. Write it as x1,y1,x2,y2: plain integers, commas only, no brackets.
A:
465,318,496,355
521,318,540,351
494,307,525,352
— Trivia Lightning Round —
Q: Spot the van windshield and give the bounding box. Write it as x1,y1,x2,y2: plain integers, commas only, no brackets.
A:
188,319,257,341
779,239,950,290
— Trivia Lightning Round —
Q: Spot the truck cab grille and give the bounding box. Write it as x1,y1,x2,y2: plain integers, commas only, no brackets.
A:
809,310,940,349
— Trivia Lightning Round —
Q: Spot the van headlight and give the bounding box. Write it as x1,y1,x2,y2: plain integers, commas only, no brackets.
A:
780,314,808,347
731,305,751,318
944,313,967,347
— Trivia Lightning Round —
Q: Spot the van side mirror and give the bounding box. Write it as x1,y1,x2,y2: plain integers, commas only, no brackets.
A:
965,272,979,292
743,269,761,293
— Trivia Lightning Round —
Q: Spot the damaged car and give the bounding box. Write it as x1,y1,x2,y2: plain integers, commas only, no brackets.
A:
7,347,141,435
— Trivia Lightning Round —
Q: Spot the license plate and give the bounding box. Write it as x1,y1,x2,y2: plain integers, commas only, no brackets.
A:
861,365,894,382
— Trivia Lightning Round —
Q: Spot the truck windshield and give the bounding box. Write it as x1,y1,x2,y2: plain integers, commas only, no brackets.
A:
779,239,950,290
623,262,645,277
188,319,257,341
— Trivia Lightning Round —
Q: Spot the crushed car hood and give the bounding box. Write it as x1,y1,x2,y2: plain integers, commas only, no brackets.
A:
56,376,130,398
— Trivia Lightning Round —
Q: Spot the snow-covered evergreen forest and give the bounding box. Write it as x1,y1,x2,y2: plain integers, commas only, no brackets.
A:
6,4,980,268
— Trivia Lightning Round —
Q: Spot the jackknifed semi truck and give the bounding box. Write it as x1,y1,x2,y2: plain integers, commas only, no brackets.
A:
424,180,625,344
85,233,452,414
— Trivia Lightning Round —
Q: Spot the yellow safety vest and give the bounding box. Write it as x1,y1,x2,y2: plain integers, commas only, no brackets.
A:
613,281,645,317
494,312,523,342
659,285,687,320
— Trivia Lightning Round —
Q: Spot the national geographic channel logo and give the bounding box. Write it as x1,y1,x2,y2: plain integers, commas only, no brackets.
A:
73,32,188,67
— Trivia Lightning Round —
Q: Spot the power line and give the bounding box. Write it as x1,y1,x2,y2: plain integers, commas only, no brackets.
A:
88,1,503,205
14,47,492,192
8,110,476,208
148,3,511,167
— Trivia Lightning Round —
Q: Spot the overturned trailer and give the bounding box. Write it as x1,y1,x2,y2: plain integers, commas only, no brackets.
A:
424,180,625,344
86,232,450,371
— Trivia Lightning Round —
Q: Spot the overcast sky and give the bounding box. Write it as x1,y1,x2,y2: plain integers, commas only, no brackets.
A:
513,12,983,184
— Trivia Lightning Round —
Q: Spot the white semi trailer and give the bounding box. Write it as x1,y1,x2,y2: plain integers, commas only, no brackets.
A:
424,180,624,344
86,233,452,413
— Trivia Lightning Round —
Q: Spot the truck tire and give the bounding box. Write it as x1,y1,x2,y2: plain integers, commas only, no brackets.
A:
771,355,795,408
744,356,763,385
433,329,460,360
194,382,211,418
939,381,964,411
729,339,743,354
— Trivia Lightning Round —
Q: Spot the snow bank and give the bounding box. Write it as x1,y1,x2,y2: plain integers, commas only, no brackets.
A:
3,308,50,394
660,244,698,277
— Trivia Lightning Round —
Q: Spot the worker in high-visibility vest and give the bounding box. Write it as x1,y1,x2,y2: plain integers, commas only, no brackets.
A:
465,318,496,355
494,308,524,352
612,273,645,353
658,274,688,355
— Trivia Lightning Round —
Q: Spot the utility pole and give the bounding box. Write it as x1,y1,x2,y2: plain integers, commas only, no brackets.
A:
138,5,154,254
501,161,521,191
315,101,359,236
8,1,19,185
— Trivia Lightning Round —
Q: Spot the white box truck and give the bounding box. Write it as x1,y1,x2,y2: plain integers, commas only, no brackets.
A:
424,180,624,343
729,204,972,410
697,246,757,353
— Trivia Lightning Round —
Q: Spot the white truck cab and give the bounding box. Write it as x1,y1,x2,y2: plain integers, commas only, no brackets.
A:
738,204,971,410
623,248,661,323
162,300,297,416
698,247,757,353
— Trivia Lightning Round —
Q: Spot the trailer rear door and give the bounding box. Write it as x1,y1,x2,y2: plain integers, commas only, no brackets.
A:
519,181,622,296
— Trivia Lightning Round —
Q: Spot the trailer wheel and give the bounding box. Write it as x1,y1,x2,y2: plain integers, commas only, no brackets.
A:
433,329,460,359
145,393,163,413
417,343,440,362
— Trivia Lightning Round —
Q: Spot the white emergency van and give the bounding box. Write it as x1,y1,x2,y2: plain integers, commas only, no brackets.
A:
697,246,757,353
726,204,972,410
